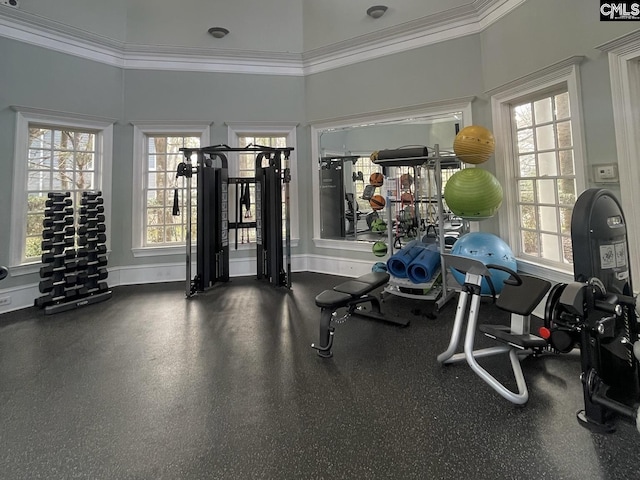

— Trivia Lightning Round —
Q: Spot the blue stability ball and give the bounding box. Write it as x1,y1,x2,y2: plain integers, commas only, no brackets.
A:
372,262,388,273
449,232,516,294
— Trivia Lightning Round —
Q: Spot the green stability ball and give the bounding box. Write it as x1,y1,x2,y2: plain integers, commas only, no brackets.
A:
372,241,388,257
444,168,503,220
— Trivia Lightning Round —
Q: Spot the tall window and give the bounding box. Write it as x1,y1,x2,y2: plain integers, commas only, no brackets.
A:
131,123,209,255
512,91,576,266
144,135,200,246
234,135,288,244
26,126,98,260
10,109,113,269
491,57,586,277
227,123,299,247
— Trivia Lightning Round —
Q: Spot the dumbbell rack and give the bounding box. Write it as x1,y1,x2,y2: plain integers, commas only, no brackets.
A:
36,191,111,314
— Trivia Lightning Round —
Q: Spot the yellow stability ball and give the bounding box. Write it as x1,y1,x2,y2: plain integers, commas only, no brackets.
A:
453,125,495,165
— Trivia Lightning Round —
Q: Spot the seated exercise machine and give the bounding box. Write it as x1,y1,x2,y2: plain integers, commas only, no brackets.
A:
311,272,409,358
542,189,639,433
437,253,551,404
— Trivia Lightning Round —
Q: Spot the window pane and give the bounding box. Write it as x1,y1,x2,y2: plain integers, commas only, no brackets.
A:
534,98,553,123
556,121,573,148
519,155,536,177
514,103,532,128
559,150,574,176
518,180,535,202
536,124,555,150
517,128,534,153
538,151,557,177
522,230,539,255
539,206,558,233
557,178,576,205
559,207,572,234
541,233,561,261
562,236,573,263
555,92,570,119
537,179,556,203
520,205,537,229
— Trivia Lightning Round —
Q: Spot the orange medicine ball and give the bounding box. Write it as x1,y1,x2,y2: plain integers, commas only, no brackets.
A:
369,194,386,211
369,172,384,187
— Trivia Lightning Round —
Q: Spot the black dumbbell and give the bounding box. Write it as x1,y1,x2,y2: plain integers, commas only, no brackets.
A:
45,197,72,208
77,224,106,236
48,192,71,199
44,206,74,217
41,249,76,263
41,237,75,251
79,205,104,215
79,214,105,224
43,217,74,228
80,197,104,206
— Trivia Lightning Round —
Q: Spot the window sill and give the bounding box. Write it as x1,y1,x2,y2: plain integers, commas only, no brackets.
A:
516,258,573,285
132,239,299,258
313,238,375,252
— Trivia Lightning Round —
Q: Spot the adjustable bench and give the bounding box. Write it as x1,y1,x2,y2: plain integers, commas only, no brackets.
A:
311,272,409,358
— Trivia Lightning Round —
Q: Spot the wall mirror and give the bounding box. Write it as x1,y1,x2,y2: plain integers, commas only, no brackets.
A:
311,99,473,249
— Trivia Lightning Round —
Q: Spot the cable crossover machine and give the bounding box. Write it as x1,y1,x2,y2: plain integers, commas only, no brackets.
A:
175,144,294,297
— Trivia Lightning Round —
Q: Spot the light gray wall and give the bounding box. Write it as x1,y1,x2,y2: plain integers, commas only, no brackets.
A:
15,0,128,42
120,69,307,268
0,37,124,289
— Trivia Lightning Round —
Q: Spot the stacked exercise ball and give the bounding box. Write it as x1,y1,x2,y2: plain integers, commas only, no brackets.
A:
369,172,384,187
449,232,517,294
453,125,495,164
369,194,386,211
444,125,503,220
372,241,388,257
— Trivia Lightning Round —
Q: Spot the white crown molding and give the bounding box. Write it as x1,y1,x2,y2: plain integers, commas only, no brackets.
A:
0,0,525,76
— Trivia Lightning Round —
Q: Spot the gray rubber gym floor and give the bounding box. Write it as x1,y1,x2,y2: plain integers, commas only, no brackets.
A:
1,272,638,480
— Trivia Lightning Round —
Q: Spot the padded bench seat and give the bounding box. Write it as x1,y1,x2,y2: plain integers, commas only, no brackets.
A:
315,290,352,309
479,325,548,350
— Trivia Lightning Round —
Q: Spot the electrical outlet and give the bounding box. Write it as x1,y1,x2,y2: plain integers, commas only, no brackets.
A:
1,0,19,8
0,296,12,306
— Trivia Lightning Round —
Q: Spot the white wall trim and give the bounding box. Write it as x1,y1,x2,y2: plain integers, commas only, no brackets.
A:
0,254,367,314
596,32,640,292
0,0,524,76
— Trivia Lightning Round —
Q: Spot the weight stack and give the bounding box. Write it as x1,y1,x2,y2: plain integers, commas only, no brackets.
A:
36,192,79,311
75,191,111,305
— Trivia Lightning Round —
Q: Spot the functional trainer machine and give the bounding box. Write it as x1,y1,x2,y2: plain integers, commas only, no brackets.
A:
176,144,294,296
542,189,640,432
437,253,551,404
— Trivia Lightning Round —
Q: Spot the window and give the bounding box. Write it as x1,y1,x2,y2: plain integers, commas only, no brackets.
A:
132,124,210,256
144,135,200,246
511,91,576,266
227,123,299,247
10,108,113,271
491,57,586,278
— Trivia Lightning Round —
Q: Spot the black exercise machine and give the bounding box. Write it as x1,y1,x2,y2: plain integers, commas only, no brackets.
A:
311,271,409,358
0,265,8,281
542,189,639,433
176,144,293,296
437,254,551,404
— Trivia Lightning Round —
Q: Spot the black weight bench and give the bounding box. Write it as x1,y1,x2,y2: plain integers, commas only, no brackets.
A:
311,272,409,358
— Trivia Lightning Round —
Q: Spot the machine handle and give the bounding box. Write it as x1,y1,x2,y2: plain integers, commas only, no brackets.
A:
485,264,522,286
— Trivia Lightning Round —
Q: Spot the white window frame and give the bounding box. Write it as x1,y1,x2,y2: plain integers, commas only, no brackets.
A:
597,31,640,294
9,107,114,275
226,122,300,244
490,56,586,284
131,122,210,257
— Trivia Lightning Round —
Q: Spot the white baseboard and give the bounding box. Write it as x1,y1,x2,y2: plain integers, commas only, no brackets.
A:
0,254,372,315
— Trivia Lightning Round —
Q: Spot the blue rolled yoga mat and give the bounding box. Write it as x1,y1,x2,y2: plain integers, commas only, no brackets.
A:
407,247,441,284
386,241,424,278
